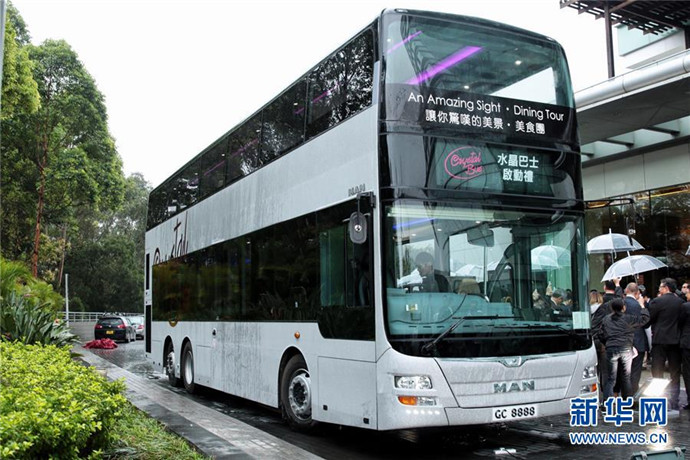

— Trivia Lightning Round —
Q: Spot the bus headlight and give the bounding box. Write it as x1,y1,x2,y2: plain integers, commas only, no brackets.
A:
395,375,432,390
583,365,597,379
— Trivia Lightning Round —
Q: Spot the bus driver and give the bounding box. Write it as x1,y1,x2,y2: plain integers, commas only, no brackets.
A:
415,252,450,292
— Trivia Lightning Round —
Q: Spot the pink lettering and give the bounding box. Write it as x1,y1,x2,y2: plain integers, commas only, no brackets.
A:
444,146,485,180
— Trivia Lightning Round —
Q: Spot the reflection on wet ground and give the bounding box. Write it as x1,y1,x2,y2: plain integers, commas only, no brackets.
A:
88,338,689,460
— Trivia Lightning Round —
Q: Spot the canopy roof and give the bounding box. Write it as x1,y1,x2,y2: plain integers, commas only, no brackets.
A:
561,1,690,35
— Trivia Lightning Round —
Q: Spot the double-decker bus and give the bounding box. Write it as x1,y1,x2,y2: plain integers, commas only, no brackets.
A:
145,8,596,431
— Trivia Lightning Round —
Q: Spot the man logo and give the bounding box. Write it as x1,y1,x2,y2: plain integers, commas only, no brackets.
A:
493,380,535,393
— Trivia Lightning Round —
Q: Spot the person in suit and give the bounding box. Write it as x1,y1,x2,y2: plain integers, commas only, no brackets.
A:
591,280,623,399
622,283,649,394
649,277,684,410
680,287,690,410
602,278,623,303
549,289,571,321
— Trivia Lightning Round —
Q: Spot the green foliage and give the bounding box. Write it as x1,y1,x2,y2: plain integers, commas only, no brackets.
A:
0,292,78,346
0,258,63,311
64,236,142,313
65,174,151,312
105,404,208,460
1,28,126,279
2,6,147,314
0,342,127,459
0,257,75,346
1,4,40,120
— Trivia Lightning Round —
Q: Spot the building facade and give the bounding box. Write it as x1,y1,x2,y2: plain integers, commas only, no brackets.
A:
568,2,690,295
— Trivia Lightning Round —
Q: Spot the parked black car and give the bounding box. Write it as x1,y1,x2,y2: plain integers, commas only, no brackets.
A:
128,315,145,340
94,316,136,342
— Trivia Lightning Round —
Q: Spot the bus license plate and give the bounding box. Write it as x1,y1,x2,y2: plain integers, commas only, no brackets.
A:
491,404,538,422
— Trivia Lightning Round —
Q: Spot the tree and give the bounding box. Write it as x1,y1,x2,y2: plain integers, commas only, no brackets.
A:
1,36,125,278
1,3,39,120
1,4,40,265
64,174,151,312
2,6,149,314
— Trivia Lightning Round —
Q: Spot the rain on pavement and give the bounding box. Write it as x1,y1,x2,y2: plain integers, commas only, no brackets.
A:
73,323,689,460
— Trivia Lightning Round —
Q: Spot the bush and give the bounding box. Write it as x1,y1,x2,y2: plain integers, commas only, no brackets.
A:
0,258,63,312
0,292,78,346
0,342,127,459
0,257,77,346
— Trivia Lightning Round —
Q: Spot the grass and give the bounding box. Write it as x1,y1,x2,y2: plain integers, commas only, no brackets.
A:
103,402,210,460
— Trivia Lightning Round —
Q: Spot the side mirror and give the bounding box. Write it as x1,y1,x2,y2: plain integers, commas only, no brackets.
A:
348,212,367,244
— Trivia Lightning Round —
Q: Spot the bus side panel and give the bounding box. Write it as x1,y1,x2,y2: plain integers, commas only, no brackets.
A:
145,106,379,261
215,322,272,404
213,322,376,411
316,357,377,428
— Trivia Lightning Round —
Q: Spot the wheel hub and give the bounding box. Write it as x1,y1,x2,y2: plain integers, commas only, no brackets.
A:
289,372,311,419
166,351,175,377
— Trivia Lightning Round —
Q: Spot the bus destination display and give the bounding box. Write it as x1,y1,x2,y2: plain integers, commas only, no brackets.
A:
386,84,576,143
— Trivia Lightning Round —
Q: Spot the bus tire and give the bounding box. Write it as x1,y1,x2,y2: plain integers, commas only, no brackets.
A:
280,355,317,432
181,342,197,394
165,342,181,387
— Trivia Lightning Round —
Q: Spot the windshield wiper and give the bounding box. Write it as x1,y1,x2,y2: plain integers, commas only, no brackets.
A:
421,315,516,356
494,323,590,346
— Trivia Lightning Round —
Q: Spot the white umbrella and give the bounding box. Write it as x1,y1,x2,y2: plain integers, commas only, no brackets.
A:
397,268,422,287
454,264,483,278
601,255,666,282
531,245,570,270
587,230,644,255
487,261,511,271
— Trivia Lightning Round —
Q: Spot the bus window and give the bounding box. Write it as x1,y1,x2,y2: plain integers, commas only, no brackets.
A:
261,79,307,162
199,138,228,199
345,29,374,117
229,113,262,178
307,50,347,139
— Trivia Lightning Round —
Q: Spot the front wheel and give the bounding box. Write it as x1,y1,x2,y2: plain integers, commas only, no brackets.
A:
280,355,317,432
181,342,197,394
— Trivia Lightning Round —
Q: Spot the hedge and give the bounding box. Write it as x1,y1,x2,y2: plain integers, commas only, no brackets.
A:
0,342,127,459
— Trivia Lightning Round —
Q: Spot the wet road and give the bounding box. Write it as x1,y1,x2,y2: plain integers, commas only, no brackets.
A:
84,337,689,460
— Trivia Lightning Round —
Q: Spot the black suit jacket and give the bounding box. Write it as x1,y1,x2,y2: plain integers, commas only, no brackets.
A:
649,293,683,345
624,295,649,352
680,301,690,349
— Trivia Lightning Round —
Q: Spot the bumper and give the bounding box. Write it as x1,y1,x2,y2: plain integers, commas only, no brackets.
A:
95,330,127,340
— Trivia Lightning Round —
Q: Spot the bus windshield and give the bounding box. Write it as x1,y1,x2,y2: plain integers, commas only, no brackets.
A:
384,200,589,358
384,13,573,106
382,12,576,146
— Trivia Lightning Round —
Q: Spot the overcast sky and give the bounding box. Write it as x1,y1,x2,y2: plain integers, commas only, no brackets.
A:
11,0,608,187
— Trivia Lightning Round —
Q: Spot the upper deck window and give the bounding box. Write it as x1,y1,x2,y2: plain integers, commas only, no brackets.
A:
381,13,576,147
383,14,574,107
147,27,376,231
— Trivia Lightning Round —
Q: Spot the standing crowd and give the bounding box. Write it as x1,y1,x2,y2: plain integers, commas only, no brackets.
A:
591,278,690,410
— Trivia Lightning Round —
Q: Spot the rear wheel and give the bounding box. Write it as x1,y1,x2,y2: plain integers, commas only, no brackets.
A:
181,342,197,394
165,342,181,387
280,355,317,432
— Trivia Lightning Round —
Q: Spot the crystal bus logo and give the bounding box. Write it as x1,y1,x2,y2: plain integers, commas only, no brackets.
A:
444,146,484,180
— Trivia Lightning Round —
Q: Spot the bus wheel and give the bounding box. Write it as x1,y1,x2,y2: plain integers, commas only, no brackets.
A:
165,342,181,387
181,342,196,394
280,355,317,432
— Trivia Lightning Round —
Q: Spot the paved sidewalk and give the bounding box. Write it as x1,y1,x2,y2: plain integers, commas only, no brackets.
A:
79,349,322,460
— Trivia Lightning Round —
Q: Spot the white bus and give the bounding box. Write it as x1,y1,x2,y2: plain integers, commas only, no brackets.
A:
145,8,596,432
